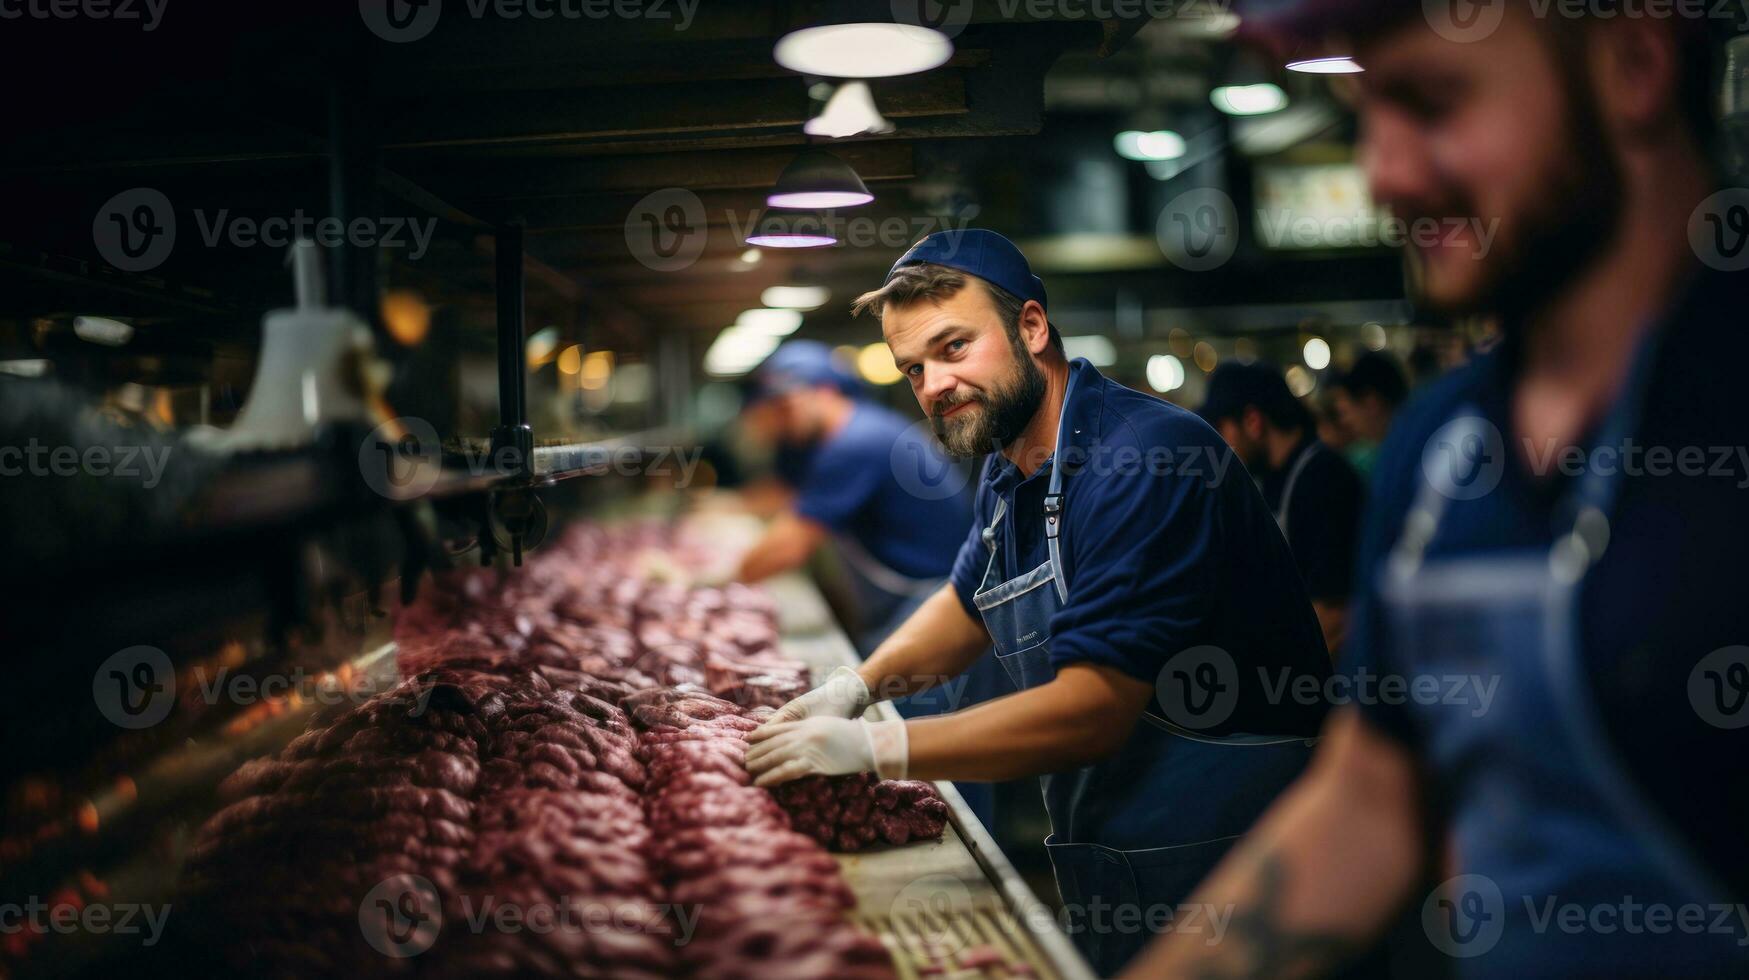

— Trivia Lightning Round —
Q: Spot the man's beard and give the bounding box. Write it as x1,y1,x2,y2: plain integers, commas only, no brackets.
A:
930,343,1046,459
1407,63,1622,325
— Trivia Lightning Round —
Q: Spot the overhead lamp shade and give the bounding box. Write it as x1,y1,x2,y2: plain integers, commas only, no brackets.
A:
761,284,830,310
744,211,838,247
767,148,874,209
1286,56,1363,74
745,231,838,248
804,81,895,138
773,23,952,79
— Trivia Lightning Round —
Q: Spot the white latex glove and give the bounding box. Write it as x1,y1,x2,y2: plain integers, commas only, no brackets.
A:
755,666,873,735
744,717,909,787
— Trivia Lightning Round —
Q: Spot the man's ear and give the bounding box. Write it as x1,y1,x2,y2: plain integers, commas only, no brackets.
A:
1588,19,1683,144
1019,300,1052,356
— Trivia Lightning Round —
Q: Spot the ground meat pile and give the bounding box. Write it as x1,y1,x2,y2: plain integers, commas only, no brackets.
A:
769,774,950,852
180,521,909,978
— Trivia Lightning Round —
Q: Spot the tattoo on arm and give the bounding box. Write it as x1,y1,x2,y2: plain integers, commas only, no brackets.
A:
1187,847,1366,980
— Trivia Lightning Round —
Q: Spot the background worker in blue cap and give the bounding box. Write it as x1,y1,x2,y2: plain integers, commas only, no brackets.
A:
1127,5,1749,978
733,339,972,653
1201,362,1366,656
743,229,1334,974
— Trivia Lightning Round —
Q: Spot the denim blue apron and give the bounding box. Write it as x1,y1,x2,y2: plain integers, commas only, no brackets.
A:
971,368,1317,975
1381,337,1748,975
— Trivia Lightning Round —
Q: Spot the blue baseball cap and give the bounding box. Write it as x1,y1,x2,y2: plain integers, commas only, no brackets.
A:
742,340,863,407
885,229,1047,310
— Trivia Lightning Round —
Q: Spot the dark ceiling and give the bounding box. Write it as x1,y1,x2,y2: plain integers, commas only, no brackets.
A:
0,0,1408,410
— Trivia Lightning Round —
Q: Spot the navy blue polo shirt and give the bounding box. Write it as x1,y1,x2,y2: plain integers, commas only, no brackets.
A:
1347,265,1749,901
949,360,1331,737
788,401,972,580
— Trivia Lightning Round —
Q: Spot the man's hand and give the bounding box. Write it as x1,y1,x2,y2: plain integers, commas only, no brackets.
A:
744,717,910,787
753,666,872,737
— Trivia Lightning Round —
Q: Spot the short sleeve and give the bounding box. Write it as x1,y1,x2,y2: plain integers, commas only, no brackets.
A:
791,441,882,531
1046,446,1217,682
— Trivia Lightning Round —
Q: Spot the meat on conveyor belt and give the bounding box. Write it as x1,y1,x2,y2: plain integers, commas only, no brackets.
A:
179,521,907,979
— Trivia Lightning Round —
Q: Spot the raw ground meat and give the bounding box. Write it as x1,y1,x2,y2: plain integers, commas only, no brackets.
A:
180,521,897,979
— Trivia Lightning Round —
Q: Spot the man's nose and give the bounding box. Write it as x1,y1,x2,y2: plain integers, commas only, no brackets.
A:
920,364,958,406
1359,109,1436,217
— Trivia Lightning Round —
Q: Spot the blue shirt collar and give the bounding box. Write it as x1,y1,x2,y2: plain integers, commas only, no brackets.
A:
985,357,1104,496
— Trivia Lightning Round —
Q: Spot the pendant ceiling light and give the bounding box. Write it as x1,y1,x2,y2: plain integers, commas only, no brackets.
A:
744,210,838,248
766,148,873,209
760,284,831,310
804,81,895,138
774,23,952,79
1286,56,1363,74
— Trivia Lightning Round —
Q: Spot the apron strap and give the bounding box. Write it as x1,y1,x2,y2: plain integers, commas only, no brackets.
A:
1043,493,1068,604
1040,364,1081,605
1274,441,1321,537
834,532,942,598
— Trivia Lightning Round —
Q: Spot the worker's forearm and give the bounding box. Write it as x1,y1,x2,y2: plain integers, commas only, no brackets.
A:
736,512,824,584
1120,711,1424,979
901,674,1137,782
1312,599,1348,660
855,585,989,702
735,537,807,583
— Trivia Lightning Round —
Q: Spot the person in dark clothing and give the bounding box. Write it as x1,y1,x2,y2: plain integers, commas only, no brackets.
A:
1330,351,1411,478
1201,362,1366,656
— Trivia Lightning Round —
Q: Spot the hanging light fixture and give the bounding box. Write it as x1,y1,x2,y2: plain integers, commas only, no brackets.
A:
767,148,874,209
1114,130,1186,162
804,81,895,138
735,309,804,335
1211,83,1288,115
744,211,838,248
1286,56,1363,74
773,23,952,78
761,284,831,310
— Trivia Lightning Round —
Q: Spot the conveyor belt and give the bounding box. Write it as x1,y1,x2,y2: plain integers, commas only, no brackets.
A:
759,565,1094,980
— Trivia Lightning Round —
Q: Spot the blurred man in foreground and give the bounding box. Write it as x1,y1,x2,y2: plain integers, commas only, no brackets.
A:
1129,6,1749,977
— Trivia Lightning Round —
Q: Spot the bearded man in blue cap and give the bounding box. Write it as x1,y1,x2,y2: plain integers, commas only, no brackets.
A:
743,228,1334,974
